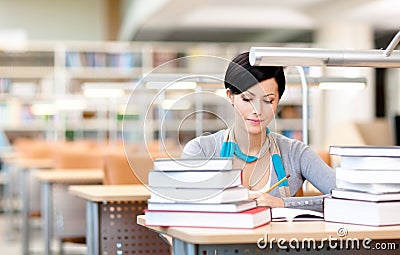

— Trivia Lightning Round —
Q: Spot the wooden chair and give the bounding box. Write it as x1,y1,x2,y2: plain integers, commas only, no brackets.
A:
13,138,55,159
102,151,142,185
51,142,104,254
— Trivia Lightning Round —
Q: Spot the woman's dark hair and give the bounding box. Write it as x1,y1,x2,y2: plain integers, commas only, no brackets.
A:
224,52,286,98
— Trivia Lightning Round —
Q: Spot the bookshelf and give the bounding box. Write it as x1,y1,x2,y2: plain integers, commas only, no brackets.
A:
0,41,321,147
0,45,55,141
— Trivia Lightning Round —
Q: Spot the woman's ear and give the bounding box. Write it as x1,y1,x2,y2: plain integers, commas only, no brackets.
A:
226,89,234,105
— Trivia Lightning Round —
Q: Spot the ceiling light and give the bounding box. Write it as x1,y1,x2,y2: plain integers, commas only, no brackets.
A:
31,103,55,115
81,82,132,98
142,73,223,90
161,99,191,110
56,99,86,111
318,78,367,90
83,88,125,98
146,81,197,90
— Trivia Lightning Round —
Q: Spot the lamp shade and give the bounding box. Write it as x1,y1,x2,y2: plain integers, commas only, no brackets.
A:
249,47,400,68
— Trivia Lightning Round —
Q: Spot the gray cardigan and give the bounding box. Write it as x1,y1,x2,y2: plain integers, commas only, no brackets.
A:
182,129,336,212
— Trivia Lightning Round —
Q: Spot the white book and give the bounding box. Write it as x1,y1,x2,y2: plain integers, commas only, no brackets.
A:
154,157,233,171
336,179,400,194
147,200,256,212
149,186,248,203
324,197,400,226
331,189,400,202
148,169,241,189
336,167,400,183
330,145,400,157
340,156,400,170
145,207,271,229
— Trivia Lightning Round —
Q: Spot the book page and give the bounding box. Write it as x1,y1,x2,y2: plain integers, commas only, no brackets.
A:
271,208,323,222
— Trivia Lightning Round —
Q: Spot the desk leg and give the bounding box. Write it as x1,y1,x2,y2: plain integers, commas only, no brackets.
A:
172,239,196,255
41,182,52,255
20,169,30,255
86,201,99,255
4,162,16,241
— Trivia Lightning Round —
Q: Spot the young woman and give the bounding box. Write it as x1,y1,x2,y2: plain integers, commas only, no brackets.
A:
182,52,335,211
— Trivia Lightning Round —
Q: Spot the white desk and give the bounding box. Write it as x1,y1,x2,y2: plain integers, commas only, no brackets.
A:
138,215,400,255
34,169,103,255
69,185,170,255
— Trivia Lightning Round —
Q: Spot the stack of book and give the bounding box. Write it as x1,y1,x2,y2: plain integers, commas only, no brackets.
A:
145,157,271,229
324,146,400,226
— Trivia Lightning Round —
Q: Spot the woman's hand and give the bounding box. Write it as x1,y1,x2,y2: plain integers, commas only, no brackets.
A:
249,193,284,208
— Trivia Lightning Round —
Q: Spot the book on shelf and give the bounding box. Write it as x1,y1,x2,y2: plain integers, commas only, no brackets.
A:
148,169,241,189
330,145,400,157
153,157,233,171
65,52,82,67
271,208,323,222
0,78,11,94
331,188,400,202
94,52,107,67
119,53,136,68
85,52,96,67
147,200,256,213
324,197,400,226
148,186,248,204
336,179,400,194
144,207,271,229
336,167,400,183
340,156,400,170
65,51,139,68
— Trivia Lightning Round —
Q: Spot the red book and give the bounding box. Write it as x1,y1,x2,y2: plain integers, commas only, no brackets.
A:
144,207,271,229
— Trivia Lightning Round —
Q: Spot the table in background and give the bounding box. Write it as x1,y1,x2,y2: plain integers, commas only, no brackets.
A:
69,185,170,255
13,157,53,255
34,169,103,255
138,215,400,255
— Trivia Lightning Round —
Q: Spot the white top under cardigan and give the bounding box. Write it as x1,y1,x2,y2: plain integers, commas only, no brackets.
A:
181,129,336,212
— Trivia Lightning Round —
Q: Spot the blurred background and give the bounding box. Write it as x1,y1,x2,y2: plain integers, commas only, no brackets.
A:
0,0,399,151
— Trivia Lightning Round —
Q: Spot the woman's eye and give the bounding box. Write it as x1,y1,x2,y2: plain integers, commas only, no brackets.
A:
264,100,273,104
242,98,251,102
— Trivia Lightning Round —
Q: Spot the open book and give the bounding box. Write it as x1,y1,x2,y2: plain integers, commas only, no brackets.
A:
271,208,324,222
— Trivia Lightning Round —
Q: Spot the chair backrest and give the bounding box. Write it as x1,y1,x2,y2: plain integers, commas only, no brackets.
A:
355,118,394,146
317,150,331,167
103,152,142,185
125,153,155,185
53,144,104,169
13,138,55,159
51,140,104,241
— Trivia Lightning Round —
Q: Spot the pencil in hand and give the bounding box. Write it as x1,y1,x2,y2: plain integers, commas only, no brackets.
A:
264,174,290,194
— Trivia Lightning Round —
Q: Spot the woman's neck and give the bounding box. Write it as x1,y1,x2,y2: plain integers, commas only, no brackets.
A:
233,126,266,156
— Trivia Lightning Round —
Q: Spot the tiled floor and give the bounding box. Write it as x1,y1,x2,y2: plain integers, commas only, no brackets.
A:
0,167,86,255
0,212,86,255
0,215,21,254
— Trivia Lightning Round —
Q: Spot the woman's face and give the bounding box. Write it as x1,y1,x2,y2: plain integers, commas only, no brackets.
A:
228,78,279,135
